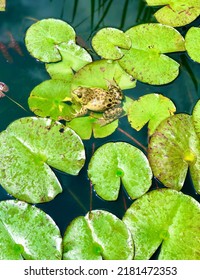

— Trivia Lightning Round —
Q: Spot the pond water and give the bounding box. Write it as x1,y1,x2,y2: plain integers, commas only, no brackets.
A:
0,0,200,249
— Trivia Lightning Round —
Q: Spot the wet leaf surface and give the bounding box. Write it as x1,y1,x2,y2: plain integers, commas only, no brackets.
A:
0,117,85,203
148,114,200,194
88,142,152,200
63,210,134,260
123,189,200,260
185,27,200,63
0,200,62,260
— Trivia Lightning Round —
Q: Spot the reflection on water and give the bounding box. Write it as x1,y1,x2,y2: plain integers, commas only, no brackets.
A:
0,0,200,237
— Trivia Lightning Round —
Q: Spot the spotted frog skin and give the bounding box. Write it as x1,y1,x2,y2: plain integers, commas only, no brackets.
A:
72,82,124,125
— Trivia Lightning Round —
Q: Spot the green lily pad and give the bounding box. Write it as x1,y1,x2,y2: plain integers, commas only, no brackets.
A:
0,117,85,203
67,115,118,139
185,27,200,64
88,142,152,200
0,200,62,260
46,41,92,79
72,59,136,91
193,99,200,137
146,0,200,27
28,79,76,121
92,28,131,60
123,189,200,260
128,94,176,136
148,114,200,194
25,18,76,62
119,23,185,85
63,210,134,260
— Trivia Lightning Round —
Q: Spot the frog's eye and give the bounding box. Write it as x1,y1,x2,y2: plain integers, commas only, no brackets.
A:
77,92,82,98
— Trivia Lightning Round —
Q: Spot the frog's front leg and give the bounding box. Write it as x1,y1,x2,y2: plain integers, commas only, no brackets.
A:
73,106,88,117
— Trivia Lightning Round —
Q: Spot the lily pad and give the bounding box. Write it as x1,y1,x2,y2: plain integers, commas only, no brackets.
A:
92,28,131,60
88,142,152,200
28,79,76,121
67,115,118,139
128,94,176,136
25,18,76,62
123,189,200,260
0,200,62,260
193,99,200,138
119,23,185,85
185,27,200,63
0,117,85,203
148,114,200,194
46,41,92,79
146,0,200,27
63,210,134,260
72,59,136,91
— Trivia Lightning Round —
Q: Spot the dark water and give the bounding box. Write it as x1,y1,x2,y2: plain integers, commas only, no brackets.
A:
0,0,200,240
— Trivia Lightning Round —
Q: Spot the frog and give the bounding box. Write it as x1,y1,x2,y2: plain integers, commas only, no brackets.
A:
72,80,124,125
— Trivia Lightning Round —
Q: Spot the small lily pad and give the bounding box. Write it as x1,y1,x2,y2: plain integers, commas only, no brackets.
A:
0,200,62,260
128,94,176,136
119,23,185,85
185,27,200,63
25,18,76,62
123,189,200,260
72,59,136,91
0,117,85,203
92,28,131,60
146,0,200,27
88,142,152,200
148,114,200,194
28,79,76,121
63,210,134,260
192,99,200,137
46,41,92,79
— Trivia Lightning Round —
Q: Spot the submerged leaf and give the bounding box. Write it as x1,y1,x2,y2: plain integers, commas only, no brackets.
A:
0,117,85,203
119,23,185,85
0,200,62,260
123,189,200,260
88,142,152,200
128,94,176,136
146,0,200,27
63,210,134,260
185,27,200,64
25,18,76,62
92,27,131,59
148,114,200,194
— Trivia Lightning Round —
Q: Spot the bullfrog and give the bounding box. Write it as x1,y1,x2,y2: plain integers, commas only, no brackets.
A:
72,81,124,125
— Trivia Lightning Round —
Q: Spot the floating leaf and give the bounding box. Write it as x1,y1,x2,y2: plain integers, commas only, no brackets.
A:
123,189,200,260
92,27,131,60
119,23,185,85
0,117,85,203
28,79,76,121
185,27,200,63
88,142,152,200
63,210,134,260
72,59,136,91
46,41,92,79
193,99,200,137
25,18,76,62
0,200,62,260
128,94,176,136
146,0,200,27
148,114,200,194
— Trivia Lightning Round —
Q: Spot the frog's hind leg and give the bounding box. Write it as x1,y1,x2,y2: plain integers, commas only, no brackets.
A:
98,107,124,126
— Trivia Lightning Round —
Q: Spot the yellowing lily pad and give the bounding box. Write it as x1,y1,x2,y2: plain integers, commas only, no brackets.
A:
0,200,62,260
119,23,185,85
28,79,75,121
123,189,200,260
146,0,200,27
0,117,85,203
148,114,200,194
92,27,131,60
88,142,152,200
25,18,76,62
128,94,176,136
46,41,92,79
185,27,200,63
63,210,134,260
